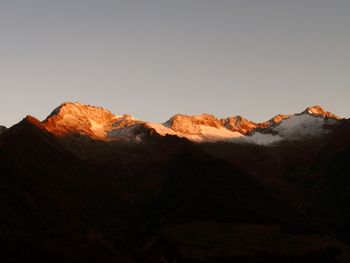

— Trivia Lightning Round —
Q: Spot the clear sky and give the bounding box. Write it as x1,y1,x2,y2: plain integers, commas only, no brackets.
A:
0,0,349,127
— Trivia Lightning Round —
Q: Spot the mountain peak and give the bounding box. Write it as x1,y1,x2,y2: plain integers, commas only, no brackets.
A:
306,105,326,115
43,102,120,139
303,105,341,119
24,115,44,127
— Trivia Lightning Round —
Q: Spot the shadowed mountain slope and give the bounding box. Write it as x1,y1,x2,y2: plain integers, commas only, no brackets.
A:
1,104,350,262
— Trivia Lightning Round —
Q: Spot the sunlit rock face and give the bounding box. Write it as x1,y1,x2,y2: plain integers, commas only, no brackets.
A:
44,102,122,139
43,102,151,141
221,115,258,134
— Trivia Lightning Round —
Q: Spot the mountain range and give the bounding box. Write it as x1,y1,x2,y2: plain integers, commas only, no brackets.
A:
26,102,344,143
1,102,350,262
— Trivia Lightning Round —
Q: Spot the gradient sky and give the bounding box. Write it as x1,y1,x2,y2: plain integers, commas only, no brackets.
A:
1,1,349,127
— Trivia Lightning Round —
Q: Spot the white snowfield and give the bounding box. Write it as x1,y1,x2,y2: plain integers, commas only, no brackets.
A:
147,123,243,142
43,103,343,146
274,114,330,138
238,133,283,146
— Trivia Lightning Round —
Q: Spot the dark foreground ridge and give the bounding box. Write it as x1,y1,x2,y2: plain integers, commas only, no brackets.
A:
1,104,350,262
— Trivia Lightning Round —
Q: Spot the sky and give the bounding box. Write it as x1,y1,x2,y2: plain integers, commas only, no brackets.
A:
0,0,349,127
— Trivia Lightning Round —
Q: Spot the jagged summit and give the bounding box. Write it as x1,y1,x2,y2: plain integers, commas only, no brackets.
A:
30,102,344,144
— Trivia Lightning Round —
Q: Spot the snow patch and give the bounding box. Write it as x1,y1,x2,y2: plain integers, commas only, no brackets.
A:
228,132,282,145
147,123,243,142
198,125,242,141
243,133,282,145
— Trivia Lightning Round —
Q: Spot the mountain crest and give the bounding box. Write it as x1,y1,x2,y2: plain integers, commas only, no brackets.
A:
21,102,344,143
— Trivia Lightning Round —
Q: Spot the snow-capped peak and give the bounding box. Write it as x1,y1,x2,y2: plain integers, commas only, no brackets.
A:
251,105,343,142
